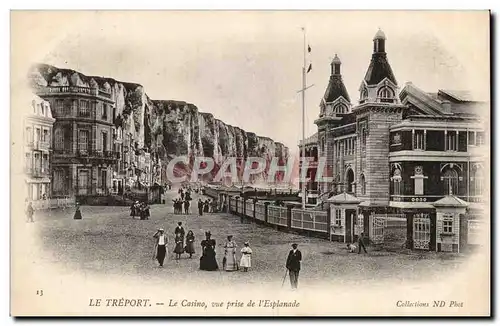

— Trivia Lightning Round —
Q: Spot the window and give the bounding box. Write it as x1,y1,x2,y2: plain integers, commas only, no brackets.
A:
413,130,425,150
54,129,64,150
335,209,342,226
445,131,458,151
79,101,90,117
468,131,476,145
360,174,366,195
102,103,108,120
43,129,48,143
35,128,41,142
476,132,485,146
334,104,347,114
378,87,395,102
25,153,31,170
102,131,108,152
55,99,64,114
443,216,453,234
473,168,484,196
442,168,459,195
362,128,367,146
360,88,368,101
25,127,32,144
321,137,325,152
392,168,402,195
78,130,89,152
391,132,401,146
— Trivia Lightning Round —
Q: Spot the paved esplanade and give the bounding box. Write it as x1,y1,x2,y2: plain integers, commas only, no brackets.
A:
30,189,463,289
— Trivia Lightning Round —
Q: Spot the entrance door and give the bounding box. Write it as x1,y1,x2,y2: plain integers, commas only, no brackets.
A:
346,169,354,193
78,170,89,195
413,213,430,250
370,213,385,245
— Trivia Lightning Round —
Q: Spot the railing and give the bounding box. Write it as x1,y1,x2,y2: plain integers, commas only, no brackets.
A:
254,202,266,221
37,86,111,99
35,141,51,150
245,200,254,217
30,197,75,210
391,195,484,203
267,205,287,226
291,209,328,232
25,167,50,177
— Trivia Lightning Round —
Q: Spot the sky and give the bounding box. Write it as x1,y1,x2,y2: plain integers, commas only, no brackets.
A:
12,11,490,154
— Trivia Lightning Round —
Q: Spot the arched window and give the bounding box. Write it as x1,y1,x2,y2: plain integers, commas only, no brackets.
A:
473,168,484,196
334,104,347,114
346,169,354,193
392,168,402,195
442,168,459,195
54,128,64,150
378,86,395,102
361,88,368,99
360,174,366,195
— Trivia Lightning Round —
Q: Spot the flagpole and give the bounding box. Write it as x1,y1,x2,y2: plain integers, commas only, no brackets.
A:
301,27,306,210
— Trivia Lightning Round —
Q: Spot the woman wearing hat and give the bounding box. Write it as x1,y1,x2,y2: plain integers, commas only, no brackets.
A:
153,228,168,267
200,231,218,271
239,242,252,272
223,235,238,272
185,230,196,258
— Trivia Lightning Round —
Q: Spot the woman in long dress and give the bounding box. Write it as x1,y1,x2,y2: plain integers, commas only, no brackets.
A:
185,230,195,258
239,242,252,272
223,235,238,272
73,202,82,220
200,232,218,271
130,202,137,218
173,233,184,260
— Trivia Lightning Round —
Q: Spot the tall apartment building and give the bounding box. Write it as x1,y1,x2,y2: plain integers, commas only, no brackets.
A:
24,95,56,200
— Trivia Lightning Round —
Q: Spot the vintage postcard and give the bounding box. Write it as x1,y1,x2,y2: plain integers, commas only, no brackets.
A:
10,10,491,316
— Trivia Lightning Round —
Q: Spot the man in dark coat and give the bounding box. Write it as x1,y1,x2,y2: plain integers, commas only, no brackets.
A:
286,243,302,290
358,232,368,254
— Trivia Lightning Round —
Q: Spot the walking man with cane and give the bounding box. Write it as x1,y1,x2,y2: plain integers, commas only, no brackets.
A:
285,243,302,290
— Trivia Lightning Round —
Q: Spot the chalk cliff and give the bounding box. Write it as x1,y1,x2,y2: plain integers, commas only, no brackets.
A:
29,64,289,181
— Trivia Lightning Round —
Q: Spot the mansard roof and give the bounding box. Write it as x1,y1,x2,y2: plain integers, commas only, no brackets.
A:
324,75,351,103
363,53,398,86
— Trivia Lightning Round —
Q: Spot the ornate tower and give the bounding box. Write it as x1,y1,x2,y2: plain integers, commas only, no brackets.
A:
315,54,351,195
354,29,406,210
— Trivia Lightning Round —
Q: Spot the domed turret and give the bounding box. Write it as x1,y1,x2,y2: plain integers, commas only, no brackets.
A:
373,28,386,40
331,54,342,75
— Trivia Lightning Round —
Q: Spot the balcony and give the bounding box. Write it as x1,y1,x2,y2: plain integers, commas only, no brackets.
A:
36,86,112,100
25,167,50,178
34,141,51,151
390,194,484,204
53,149,119,161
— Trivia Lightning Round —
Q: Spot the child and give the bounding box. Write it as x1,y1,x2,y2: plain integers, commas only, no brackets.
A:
239,242,253,272
347,243,357,253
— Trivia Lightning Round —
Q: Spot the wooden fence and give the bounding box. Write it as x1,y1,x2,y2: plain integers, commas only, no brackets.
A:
291,209,328,233
30,197,75,210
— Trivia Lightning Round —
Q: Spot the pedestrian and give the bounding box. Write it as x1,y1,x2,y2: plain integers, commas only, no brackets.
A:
174,222,185,240
184,199,190,214
200,231,218,271
285,243,302,290
25,201,34,223
198,199,204,216
73,202,82,220
239,242,252,272
223,235,238,272
130,201,137,218
358,232,368,254
174,233,184,260
204,200,210,213
153,228,168,267
144,202,150,220
185,230,195,258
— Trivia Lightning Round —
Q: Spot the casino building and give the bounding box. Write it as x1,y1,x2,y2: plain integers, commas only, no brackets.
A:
299,29,488,252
